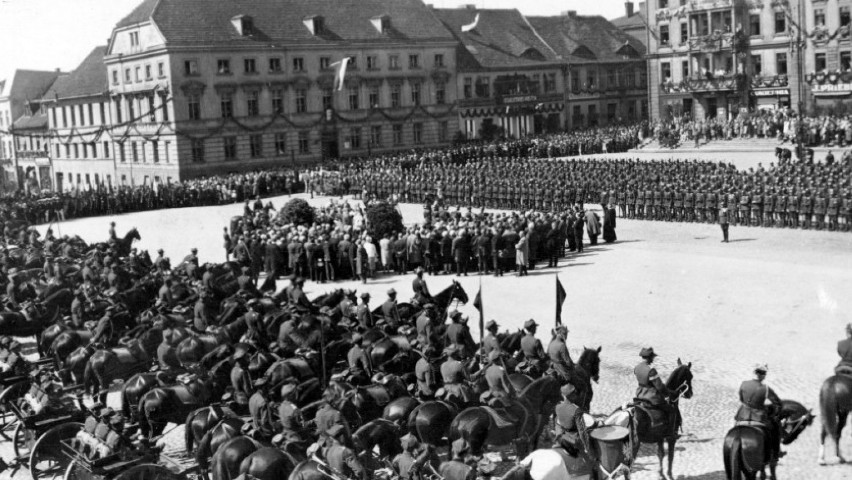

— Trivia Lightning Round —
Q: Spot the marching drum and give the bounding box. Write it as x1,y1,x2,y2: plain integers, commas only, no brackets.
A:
590,425,630,478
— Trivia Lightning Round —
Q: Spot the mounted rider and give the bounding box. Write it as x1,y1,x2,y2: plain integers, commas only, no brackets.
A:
553,383,590,457
414,346,442,399
415,304,438,349
248,378,275,441
346,333,373,386
547,325,574,382
444,311,476,360
634,347,678,436
480,319,501,359
519,319,548,376
482,350,516,406
277,382,306,446
440,345,475,406
836,323,852,375
323,424,367,480
735,364,784,461
381,288,401,331
356,292,373,330
412,267,432,306
439,439,477,480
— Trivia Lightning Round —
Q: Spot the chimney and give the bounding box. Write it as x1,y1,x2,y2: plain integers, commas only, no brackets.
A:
460,4,476,10
562,10,576,17
625,2,634,17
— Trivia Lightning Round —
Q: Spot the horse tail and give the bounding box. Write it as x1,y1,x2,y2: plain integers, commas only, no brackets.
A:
185,409,197,453
83,359,95,397
820,377,840,443
729,433,742,480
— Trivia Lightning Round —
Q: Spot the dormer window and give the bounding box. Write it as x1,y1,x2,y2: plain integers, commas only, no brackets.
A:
304,16,325,36
371,15,391,34
231,15,254,36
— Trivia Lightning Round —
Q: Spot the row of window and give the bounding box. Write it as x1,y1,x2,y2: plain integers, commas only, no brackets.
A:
462,74,558,99
660,52,789,81
185,53,444,77
112,62,166,86
815,51,852,72
57,173,174,190
52,138,173,164
50,102,109,129
659,12,790,47
0,111,11,128
570,69,647,91
186,83,445,121
113,94,170,124
814,6,852,29
54,141,113,160
188,123,448,162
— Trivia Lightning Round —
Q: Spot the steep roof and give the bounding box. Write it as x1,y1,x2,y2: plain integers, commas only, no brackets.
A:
12,110,48,131
115,0,159,29
434,8,559,70
4,70,62,101
44,47,109,100
122,0,454,46
611,12,646,30
528,14,646,65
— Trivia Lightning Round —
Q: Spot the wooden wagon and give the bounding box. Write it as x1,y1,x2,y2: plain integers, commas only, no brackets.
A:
61,437,198,480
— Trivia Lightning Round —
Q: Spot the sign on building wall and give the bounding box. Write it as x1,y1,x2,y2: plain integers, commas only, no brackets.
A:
812,83,852,93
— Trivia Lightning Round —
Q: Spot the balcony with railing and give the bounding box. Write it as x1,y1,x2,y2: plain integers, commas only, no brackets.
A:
661,73,746,93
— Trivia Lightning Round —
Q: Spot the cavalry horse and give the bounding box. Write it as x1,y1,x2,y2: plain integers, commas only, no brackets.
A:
450,376,562,458
819,371,852,464
613,358,695,480
94,227,141,257
82,325,167,403
724,399,813,480
562,346,602,411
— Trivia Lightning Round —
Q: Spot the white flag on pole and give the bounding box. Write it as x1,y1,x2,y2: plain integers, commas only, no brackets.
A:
331,57,351,91
461,13,480,32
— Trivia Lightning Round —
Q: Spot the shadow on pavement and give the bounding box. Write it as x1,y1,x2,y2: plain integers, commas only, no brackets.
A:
679,471,727,480
728,238,757,243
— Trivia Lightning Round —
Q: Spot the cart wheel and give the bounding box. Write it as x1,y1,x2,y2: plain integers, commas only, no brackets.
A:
63,460,79,480
0,380,27,440
114,463,184,480
13,421,37,461
30,422,82,480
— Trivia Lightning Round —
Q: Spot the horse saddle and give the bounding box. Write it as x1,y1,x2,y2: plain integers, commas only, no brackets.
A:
482,401,527,430
113,344,148,365
632,400,669,431
170,384,203,405
735,420,768,429
835,365,852,377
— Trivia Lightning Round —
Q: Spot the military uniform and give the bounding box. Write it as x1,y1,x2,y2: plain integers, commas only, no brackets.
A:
440,357,474,404
520,332,547,374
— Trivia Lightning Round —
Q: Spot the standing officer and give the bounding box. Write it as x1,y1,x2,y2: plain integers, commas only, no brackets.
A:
719,203,730,243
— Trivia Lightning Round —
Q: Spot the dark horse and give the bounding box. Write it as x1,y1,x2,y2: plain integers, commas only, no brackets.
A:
819,373,852,464
408,400,457,447
563,346,602,411
724,399,813,480
449,376,562,457
353,418,403,458
627,359,695,480
97,227,141,257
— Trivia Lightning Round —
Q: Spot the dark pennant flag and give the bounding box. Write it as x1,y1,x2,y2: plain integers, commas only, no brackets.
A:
556,276,566,326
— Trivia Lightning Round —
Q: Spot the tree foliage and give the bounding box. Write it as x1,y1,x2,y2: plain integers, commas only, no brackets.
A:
365,201,403,239
279,198,316,226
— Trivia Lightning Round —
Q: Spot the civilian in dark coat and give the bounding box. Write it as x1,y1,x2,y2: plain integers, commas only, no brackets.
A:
452,231,470,276
573,212,585,253
603,204,617,243
440,232,453,274
491,229,504,276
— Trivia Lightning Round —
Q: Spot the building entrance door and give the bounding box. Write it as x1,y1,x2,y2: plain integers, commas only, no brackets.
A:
55,173,63,193
321,133,339,160
706,97,717,119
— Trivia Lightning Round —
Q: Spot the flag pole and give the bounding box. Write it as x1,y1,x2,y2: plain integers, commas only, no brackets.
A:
555,272,559,327
478,276,484,347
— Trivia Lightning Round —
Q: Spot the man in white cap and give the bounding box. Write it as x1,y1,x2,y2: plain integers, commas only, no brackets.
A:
735,364,783,460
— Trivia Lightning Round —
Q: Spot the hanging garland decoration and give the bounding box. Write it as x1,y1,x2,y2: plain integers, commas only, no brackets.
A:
1,92,459,145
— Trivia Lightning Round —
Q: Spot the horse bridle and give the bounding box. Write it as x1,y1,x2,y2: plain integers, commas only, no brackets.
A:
780,413,809,437
671,380,690,402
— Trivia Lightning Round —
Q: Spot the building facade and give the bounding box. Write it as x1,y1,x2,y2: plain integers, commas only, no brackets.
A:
647,0,802,120
612,2,651,50
106,0,458,182
434,8,565,140
43,46,119,192
0,70,62,190
531,13,649,129
800,0,852,112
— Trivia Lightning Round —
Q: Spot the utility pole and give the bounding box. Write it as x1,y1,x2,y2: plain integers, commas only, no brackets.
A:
795,0,806,157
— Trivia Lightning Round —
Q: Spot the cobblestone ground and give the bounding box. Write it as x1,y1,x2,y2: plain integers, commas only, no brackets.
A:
2,154,849,479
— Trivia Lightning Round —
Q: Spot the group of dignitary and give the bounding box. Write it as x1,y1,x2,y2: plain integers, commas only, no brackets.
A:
223,196,614,288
